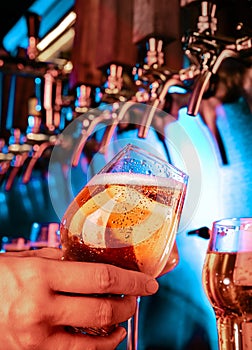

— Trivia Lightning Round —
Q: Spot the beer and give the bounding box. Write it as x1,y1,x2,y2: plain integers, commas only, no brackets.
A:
203,251,252,349
60,172,184,277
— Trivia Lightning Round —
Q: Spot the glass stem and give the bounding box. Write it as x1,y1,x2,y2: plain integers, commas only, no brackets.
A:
216,316,243,350
127,296,141,350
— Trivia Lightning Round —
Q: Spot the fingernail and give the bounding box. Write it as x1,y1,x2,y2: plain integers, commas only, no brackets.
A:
146,279,159,293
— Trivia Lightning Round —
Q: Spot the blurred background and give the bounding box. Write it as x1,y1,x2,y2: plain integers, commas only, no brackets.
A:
0,0,252,349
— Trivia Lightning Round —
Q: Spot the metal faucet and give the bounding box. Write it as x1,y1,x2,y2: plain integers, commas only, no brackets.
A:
97,63,134,154
5,129,32,191
70,37,193,166
183,1,252,116
135,37,188,139
0,138,14,185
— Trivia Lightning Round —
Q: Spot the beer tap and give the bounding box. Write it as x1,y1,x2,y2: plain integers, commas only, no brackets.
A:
5,129,32,191
71,107,114,167
74,84,92,115
135,37,186,139
43,68,61,131
183,1,252,116
22,95,58,184
22,67,70,184
0,138,14,185
197,1,217,36
98,63,135,153
54,78,63,129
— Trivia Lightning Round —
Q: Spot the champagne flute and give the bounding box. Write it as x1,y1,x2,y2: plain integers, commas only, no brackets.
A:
202,217,252,350
60,143,188,349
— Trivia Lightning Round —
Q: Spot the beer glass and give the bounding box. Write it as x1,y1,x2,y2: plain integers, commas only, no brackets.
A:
60,143,188,349
202,217,252,350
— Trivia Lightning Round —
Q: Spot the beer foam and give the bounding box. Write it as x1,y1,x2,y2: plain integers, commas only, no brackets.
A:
88,172,181,187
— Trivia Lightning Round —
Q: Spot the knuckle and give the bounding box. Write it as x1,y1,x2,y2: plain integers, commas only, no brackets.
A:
98,299,114,327
95,265,116,293
124,275,138,294
10,298,40,328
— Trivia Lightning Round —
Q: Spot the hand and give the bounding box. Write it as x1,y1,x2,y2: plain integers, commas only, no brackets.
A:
0,248,159,350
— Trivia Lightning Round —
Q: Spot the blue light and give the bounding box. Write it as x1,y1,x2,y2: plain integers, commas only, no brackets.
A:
0,192,8,219
3,0,75,55
6,76,16,130
30,222,40,242
18,184,33,213
28,115,35,127
66,107,73,121
34,77,42,111
168,86,187,94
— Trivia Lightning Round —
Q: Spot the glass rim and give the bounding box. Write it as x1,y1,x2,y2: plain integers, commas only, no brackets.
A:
103,143,189,181
213,217,252,227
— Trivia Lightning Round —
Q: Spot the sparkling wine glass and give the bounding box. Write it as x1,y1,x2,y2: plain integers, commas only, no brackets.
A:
60,143,188,349
202,217,252,350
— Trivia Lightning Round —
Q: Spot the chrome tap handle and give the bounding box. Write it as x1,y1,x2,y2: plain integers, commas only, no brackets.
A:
97,64,134,154
145,37,165,67
97,108,119,154
187,48,239,116
137,77,184,138
197,1,217,35
74,84,92,114
0,139,14,184
5,129,32,191
43,69,59,131
22,136,57,184
71,109,112,167
54,78,63,128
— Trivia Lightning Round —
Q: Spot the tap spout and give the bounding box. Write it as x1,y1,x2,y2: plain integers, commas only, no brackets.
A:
72,101,138,165
71,110,112,167
98,101,138,154
5,151,30,191
187,49,239,116
138,78,183,139
22,137,57,184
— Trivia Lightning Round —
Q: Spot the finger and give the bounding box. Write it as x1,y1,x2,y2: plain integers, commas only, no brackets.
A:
32,247,63,260
42,326,126,350
51,294,136,328
47,261,159,296
2,248,62,260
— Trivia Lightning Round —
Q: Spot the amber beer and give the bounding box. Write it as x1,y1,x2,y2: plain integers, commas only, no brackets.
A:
203,251,252,349
60,172,184,277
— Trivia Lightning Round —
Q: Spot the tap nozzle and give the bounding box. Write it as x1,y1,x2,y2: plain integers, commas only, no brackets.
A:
22,135,57,184
187,48,239,116
5,129,32,191
0,139,14,185
138,77,183,138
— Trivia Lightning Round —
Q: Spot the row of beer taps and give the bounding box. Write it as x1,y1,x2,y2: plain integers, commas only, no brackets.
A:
0,1,252,190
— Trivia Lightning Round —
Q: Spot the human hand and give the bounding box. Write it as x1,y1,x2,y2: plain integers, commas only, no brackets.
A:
0,248,159,350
